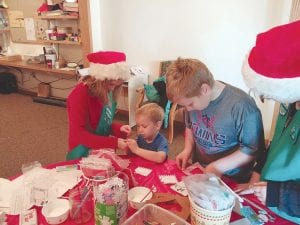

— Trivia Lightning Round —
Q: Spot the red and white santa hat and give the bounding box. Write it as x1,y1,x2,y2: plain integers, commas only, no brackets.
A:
242,20,300,103
79,51,130,81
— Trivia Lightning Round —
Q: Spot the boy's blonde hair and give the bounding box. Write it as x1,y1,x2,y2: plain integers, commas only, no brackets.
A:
166,58,214,102
80,75,122,104
136,103,164,124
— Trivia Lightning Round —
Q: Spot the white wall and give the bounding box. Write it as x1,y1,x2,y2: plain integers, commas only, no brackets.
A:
97,0,292,139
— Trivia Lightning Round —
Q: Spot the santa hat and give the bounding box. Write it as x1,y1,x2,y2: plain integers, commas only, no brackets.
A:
78,51,130,81
242,20,300,103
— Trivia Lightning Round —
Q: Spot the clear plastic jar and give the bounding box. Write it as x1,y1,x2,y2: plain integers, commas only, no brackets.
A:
93,171,129,225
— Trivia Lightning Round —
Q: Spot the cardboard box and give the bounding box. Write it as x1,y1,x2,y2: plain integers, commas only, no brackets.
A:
37,83,50,98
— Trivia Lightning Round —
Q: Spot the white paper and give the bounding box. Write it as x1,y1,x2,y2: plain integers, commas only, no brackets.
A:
159,175,178,184
134,167,152,176
170,181,188,196
0,178,14,207
24,18,36,41
0,167,82,215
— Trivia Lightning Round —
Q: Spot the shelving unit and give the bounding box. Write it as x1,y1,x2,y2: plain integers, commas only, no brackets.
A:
0,0,92,100
43,39,81,45
36,15,78,20
6,0,91,67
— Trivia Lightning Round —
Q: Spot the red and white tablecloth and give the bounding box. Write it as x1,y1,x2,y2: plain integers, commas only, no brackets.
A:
6,155,294,225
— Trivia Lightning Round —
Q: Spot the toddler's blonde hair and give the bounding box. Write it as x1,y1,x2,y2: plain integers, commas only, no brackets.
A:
136,103,164,124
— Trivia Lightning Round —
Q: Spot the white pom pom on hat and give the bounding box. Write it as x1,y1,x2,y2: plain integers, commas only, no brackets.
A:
78,51,130,81
242,20,300,103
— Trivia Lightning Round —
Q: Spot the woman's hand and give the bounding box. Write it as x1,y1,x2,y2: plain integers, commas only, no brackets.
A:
120,125,131,137
235,183,255,195
235,181,267,204
253,182,267,204
234,172,261,195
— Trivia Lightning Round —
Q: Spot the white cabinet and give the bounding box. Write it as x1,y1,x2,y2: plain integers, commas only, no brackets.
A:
118,72,148,127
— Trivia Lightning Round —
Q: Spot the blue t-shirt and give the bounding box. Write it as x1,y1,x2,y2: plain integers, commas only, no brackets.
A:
185,83,265,181
137,133,169,154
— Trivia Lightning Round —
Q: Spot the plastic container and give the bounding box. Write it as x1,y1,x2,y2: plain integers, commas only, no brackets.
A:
93,171,129,225
122,204,190,225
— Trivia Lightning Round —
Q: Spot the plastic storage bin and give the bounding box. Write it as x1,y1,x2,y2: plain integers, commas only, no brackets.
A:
122,204,190,225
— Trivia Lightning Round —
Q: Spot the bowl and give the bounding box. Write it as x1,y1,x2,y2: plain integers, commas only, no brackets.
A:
41,199,70,224
128,186,153,209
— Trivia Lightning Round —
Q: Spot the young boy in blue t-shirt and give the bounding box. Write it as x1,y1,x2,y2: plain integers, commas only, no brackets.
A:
127,103,168,163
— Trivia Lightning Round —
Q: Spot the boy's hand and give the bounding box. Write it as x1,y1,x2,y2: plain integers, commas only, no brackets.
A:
176,150,190,170
117,138,129,151
126,138,139,153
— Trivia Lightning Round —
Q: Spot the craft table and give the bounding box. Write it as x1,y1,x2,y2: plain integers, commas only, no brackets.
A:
6,155,294,225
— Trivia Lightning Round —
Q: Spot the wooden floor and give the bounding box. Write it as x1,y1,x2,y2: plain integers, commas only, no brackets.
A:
0,93,185,178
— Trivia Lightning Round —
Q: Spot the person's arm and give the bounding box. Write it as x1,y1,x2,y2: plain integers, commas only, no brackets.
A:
205,150,255,177
235,146,268,194
127,138,167,163
111,123,131,138
67,85,118,150
207,100,265,177
175,128,195,170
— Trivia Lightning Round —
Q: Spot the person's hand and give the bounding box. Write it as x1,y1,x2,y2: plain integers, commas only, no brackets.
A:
235,183,255,195
117,138,129,151
176,150,191,170
120,125,131,137
126,138,139,154
234,172,261,195
253,182,267,204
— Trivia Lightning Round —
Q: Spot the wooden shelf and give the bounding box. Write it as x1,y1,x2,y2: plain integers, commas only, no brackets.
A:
0,59,77,76
35,15,79,20
43,40,81,45
10,39,81,45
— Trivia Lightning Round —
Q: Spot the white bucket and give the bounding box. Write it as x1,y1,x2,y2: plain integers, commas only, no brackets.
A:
189,197,233,225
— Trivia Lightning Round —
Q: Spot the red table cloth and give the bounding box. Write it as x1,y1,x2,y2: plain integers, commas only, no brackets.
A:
6,155,294,225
